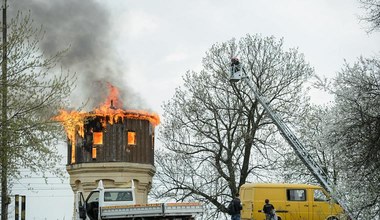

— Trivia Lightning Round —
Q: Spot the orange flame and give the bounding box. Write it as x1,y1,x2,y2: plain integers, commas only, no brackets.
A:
54,83,160,144
100,83,123,109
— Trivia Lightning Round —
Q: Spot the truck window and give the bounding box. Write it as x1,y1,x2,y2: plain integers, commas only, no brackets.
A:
86,191,100,220
287,189,306,201
314,189,329,201
87,191,99,203
104,191,133,202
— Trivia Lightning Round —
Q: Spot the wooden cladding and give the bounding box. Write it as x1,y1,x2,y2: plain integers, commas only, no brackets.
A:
67,117,155,165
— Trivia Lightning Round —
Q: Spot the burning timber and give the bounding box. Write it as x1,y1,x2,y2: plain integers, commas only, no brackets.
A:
55,105,160,165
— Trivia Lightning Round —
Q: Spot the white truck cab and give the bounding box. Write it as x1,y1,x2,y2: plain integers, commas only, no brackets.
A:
75,181,202,220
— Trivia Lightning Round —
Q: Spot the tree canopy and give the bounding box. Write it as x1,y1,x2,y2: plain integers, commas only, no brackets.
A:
329,57,380,218
0,11,75,219
359,0,380,32
154,34,313,218
286,56,380,219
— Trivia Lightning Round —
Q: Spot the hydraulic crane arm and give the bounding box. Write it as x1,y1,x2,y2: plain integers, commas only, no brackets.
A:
229,59,354,219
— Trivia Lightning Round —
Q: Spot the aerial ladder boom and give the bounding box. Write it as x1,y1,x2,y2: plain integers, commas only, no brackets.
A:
229,58,354,219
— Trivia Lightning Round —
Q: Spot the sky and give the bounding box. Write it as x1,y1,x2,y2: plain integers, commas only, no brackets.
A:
7,0,380,219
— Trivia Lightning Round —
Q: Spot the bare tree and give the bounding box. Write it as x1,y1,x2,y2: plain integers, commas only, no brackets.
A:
359,0,380,32
0,8,75,219
154,35,313,218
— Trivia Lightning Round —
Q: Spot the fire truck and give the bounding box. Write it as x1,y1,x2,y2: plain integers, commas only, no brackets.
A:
230,58,354,220
75,181,203,220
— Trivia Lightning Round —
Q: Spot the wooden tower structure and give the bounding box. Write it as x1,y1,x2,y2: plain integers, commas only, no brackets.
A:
65,113,157,204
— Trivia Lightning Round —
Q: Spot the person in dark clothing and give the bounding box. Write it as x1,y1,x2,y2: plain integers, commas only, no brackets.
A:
230,57,241,72
263,199,275,220
231,57,240,66
229,193,243,220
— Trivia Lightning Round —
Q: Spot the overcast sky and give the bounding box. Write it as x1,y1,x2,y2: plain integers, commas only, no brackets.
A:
9,0,380,219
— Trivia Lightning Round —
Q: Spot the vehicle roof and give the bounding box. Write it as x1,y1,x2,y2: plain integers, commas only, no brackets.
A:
241,183,322,189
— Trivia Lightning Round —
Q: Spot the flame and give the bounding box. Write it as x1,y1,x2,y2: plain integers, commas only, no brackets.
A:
54,83,160,144
100,83,123,109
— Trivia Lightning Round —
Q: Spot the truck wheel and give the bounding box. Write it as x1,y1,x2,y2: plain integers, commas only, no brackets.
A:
277,217,282,220
327,217,338,220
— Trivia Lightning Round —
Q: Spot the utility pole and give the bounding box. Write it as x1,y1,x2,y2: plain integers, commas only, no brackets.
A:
1,0,8,219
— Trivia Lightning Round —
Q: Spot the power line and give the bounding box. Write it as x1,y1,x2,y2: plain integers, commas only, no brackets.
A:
13,176,69,179
13,182,69,186
12,188,72,191
10,195,73,198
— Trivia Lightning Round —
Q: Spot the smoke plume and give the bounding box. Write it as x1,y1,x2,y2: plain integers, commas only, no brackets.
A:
10,0,145,110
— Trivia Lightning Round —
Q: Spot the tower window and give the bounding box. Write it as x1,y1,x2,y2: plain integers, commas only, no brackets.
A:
92,147,97,159
128,131,136,145
93,132,103,145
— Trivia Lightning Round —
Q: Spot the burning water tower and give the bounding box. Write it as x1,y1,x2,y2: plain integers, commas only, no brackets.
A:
56,85,160,203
